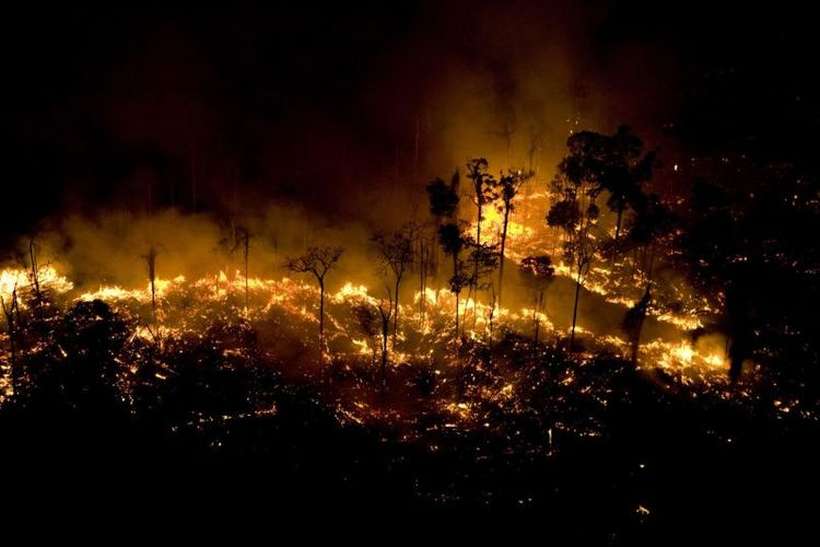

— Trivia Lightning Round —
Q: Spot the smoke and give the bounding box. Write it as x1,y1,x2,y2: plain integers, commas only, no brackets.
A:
23,206,383,295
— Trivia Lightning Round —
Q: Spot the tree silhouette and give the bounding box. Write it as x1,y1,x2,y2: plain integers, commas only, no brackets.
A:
426,170,460,281
464,239,500,329
519,255,555,345
495,168,533,307
599,126,656,240
621,287,651,365
371,226,414,342
466,158,497,252
375,294,393,393
437,222,467,334
232,226,251,311
612,193,675,363
142,246,159,321
352,303,379,367
286,246,344,344
547,154,599,347
548,132,605,348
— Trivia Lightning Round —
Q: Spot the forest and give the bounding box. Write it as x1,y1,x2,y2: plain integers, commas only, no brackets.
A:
2,2,819,542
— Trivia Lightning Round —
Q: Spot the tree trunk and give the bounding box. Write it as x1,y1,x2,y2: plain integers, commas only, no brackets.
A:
243,238,249,311
615,206,624,240
570,274,582,349
318,278,325,343
381,326,389,392
473,201,482,320
393,276,401,341
455,292,460,336
498,205,510,308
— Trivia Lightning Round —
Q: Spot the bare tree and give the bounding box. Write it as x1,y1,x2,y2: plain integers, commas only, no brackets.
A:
371,226,414,341
286,246,344,343
375,294,393,392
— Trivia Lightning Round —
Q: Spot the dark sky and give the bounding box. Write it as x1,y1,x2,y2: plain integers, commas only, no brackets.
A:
5,1,820,245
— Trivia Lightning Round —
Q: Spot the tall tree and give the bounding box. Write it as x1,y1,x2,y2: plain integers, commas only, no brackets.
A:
142,246,159,321
426,170,460,280
286,246,344,344
232,226,251,311
495,169,533,307
438,222,467,335
371,227,414,341
616,193,675,363
547,132,605,348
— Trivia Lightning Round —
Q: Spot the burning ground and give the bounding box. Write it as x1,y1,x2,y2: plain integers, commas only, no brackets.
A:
0,167,817,537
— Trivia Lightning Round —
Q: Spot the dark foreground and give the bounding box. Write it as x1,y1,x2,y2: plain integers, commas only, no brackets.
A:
1,369,817,543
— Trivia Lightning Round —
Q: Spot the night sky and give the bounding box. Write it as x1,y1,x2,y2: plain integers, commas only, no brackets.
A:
5,2,819,245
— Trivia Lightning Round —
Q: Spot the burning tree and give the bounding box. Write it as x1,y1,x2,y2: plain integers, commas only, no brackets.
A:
495,168,533,307
371,226,414,341
286,246,344,344
519,255,555,344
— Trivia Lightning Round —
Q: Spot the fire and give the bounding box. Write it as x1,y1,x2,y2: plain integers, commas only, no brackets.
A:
1,266,74,303
0,257,731,402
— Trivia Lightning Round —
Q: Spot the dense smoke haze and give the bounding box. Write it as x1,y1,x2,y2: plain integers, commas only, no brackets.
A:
9,1,813,240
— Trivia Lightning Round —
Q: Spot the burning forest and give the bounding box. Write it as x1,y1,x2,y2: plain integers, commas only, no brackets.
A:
3,2,820,542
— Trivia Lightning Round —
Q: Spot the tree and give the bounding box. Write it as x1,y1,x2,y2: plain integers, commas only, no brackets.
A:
142,246,159,321
285,246,344,344
426,171,460,220
437,222,467,334
375,295,393,392
371,226,414,341
466,158,497,252
519,255,555,344
465,159,498,324
464,239,500,330
495,169,533,307
622,287,651,365
426,170,460,281
232,226,251,311
616,193,675,363
352,303,379,368
547,132,606,348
